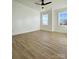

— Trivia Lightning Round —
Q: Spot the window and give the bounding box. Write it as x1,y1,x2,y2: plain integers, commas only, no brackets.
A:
58,10,67,26
42,14,48,25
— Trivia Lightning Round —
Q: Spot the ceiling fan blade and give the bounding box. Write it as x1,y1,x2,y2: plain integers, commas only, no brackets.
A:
42,0,44,3
41,0,45,5
44,2,52,5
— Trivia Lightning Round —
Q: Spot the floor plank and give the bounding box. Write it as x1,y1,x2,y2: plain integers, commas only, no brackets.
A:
12,30,67,59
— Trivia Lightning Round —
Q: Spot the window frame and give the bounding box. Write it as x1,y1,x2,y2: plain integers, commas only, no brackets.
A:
56,8,67,27
42,14,48,25
58,10,67,26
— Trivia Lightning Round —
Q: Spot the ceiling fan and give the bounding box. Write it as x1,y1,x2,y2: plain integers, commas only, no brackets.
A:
35,0,52,9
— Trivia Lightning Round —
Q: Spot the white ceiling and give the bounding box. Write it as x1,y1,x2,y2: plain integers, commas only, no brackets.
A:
13,0,67,11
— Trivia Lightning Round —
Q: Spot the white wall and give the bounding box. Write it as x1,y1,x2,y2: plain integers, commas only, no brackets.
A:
13,0,67,35
52,1,67,33
40,1,67,33
12,0,40,35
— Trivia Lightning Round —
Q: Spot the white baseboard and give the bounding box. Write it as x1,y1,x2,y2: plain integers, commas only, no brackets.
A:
12,29,40,36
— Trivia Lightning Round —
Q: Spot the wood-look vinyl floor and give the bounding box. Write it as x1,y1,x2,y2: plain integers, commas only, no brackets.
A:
12,30,67,59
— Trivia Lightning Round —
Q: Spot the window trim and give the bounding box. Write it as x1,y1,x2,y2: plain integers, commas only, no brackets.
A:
42,14,48,25
56,8,67,27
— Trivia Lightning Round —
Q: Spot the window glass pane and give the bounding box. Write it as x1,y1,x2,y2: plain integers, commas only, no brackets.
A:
42,14,48,25
58,11,67,25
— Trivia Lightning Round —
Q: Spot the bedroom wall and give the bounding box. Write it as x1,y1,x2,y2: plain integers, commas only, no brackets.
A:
52,1,67,33
12,0,40,35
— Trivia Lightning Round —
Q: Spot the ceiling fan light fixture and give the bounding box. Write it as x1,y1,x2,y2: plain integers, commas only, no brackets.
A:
42,6,44,9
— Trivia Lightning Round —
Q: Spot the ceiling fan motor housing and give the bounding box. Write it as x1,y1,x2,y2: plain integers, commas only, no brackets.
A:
35,0,52,9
